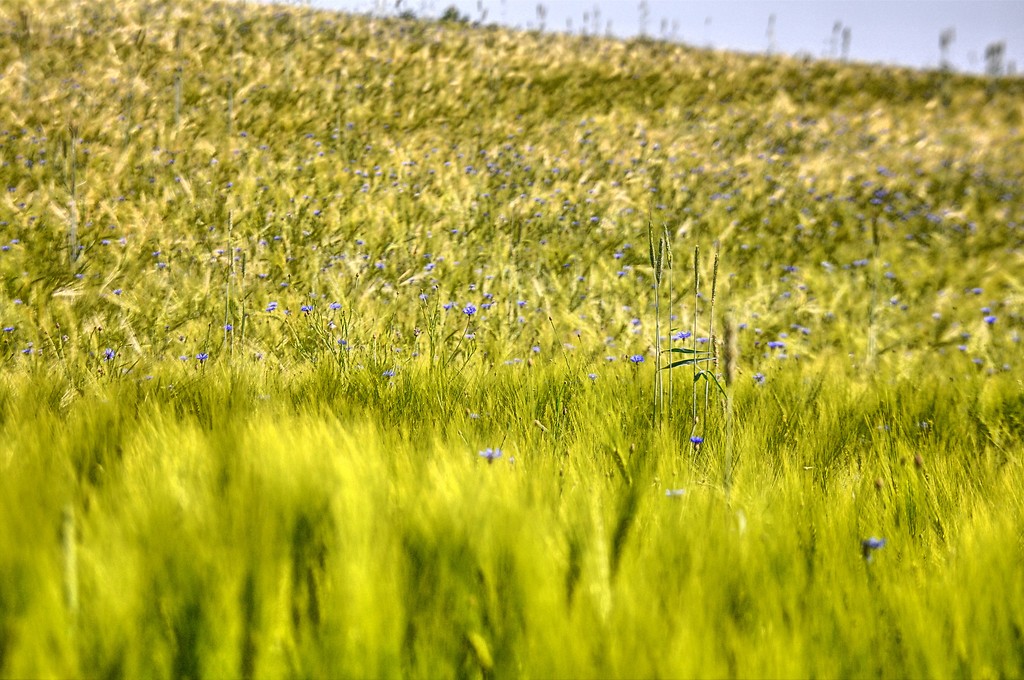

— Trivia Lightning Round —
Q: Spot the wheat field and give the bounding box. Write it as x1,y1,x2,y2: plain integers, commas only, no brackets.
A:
1,1,1023,677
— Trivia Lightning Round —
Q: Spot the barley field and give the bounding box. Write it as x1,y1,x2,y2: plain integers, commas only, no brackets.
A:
1,1,1023,678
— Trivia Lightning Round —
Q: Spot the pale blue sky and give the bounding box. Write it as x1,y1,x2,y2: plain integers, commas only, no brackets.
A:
267,0,1024,74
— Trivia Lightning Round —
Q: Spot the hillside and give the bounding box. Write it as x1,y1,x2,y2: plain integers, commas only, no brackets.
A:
1,0,1021,373
1,1,1023,678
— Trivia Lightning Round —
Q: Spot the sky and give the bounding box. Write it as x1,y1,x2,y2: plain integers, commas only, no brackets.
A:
270,0,1024,75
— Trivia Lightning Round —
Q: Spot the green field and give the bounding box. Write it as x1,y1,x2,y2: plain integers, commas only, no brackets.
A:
1,1,1023,677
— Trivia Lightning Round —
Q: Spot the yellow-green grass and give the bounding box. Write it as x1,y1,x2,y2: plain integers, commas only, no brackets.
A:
0,0,1022,677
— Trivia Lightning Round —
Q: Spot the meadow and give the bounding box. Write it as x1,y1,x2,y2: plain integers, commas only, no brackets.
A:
1,0,1023,677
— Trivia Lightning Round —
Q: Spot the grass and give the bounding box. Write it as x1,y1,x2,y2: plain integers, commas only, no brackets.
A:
1,0,1023,677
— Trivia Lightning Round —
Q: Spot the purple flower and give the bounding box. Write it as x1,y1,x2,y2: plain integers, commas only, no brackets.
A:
690,435,704,446
266,301,278,312
196,353,209,362
300,304,313,314
861,537,886,561
463,303,477,316
629,354,645,364
479,447,502,463
984,315,997,325
103,348,115,361
329,302,342,310
753,372,766,385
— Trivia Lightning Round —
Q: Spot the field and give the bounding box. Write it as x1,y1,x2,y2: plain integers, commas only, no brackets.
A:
1,0,1023,677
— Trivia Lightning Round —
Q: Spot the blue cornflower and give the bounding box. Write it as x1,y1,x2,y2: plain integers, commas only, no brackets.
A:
300,304,313,314
103,348,115,361
196,353,209,362
767,340,786,349
672,330,691,341
479,448,502,463
690,436,704,446
382,369,396,378
629,354,645,364
266,301,278,312
329,302,342,310
984,315,997,325
463,303,477,316
224,324,233,332
2,326,13,333
861,537,886,561
753,372,766,385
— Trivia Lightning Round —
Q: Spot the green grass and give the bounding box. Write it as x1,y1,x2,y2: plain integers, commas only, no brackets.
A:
1,0,1023,677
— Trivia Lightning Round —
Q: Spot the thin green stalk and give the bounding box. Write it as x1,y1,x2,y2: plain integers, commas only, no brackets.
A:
225,210,234,359
691,245,700,433
67,124,79,268
174,30,182,128
648,221,665,423
665,225,674,420
705,246,720,432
